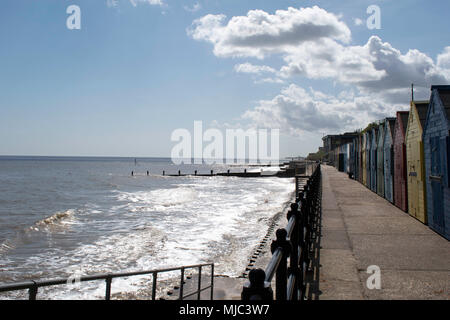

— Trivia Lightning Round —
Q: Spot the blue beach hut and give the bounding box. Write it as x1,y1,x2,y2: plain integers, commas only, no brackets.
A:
370,126,379,192
366,131,372,188
383,118,397,203
423,85,450,240
377,122,385,197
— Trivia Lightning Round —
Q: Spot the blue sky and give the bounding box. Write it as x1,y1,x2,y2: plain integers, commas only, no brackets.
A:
1,0,449,157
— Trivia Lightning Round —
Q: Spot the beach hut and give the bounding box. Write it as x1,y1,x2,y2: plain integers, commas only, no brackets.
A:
370,127,378,192
362,133,367,185
377,122,385,197
423,85,450,239
346,142,351,173
349,140,355,178
366,131,371,188
394,111,409,212
355,135,360,181
383,118,397,203
358,134,363,183
338,144,347,172
405,100,429,224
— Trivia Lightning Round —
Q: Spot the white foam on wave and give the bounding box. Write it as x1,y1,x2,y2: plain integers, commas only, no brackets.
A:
31,209,76,231
117,187,198,211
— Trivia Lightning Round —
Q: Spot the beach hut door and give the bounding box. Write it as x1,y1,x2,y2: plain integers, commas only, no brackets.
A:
430,137,445,232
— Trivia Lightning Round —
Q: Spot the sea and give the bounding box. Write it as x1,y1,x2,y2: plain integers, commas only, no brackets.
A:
0,156,294,299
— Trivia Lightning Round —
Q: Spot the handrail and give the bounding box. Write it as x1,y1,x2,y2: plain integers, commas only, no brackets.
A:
242,163,321,301
264,248,282,282
0,262,214,300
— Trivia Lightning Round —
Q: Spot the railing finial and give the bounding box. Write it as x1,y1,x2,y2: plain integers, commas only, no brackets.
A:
241,269,273,300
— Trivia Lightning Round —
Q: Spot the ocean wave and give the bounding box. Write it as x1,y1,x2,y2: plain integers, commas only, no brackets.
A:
1,175,295,299
0,209,77,257
29,209,76,231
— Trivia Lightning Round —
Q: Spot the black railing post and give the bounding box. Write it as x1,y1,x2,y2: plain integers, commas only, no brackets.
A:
304,182,312,267
179,267,185,300
299,191,307,299
29,281,38,300
271,228,291,300
287,202,300,300
197,266,202,300
210,264,214,300
241,269,273,300
152,272,157,300
105,275,112,300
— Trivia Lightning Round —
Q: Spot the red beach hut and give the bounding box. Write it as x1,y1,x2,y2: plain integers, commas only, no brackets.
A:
393,111,410,212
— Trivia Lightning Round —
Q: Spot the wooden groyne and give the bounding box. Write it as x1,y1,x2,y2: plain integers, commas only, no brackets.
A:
132,160,318,178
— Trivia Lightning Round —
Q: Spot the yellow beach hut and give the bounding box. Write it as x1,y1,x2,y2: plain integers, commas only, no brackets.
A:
405,100,430,224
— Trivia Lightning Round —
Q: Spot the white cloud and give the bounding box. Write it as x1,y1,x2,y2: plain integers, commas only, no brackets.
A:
190,6,450,100
234,63,276,74
242,84,353,135
279,35,449,102
184,2,201,13
437,46,450,73
254,77,285,84
187,6,351,59
189,6,450,135
129,0,164,7
242,84,407,136
354,18,363,26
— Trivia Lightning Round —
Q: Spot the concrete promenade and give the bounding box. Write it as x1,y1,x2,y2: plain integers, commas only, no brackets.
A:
319,165,450,299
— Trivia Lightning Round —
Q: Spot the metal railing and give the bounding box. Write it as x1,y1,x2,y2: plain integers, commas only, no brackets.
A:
241,164,322,300
0,263,214,300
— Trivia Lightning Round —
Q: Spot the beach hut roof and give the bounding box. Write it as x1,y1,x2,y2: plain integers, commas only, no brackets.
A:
432,85,450,122
398,111,410,136
412,101,430,128
386,118,396,137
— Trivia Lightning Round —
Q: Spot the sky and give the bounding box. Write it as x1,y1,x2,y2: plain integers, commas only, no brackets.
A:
0,0,449,158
